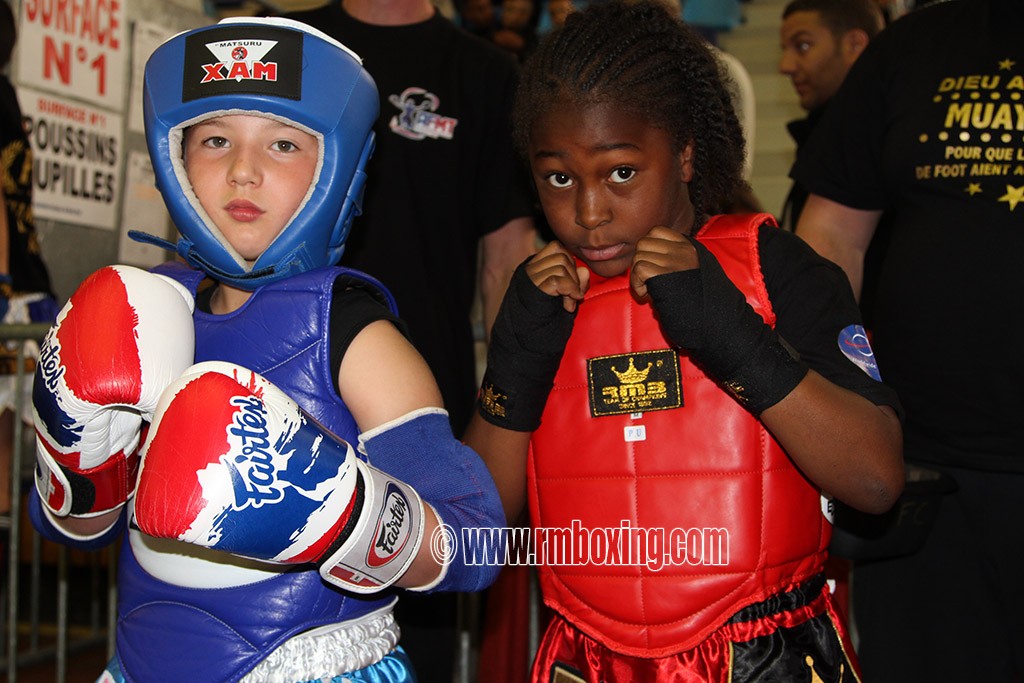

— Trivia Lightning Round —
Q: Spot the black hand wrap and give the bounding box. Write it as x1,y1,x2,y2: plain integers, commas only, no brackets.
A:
477,260,576,431
645,238,807,415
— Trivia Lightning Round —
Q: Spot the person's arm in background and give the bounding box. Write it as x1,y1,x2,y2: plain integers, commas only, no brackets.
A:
480,215,539,338
795,193,882,300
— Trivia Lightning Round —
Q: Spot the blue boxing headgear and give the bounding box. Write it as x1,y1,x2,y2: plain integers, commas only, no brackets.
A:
134,17,378,289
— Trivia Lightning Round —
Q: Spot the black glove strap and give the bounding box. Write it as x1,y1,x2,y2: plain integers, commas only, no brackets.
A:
477,260,575,431
645,240,807,415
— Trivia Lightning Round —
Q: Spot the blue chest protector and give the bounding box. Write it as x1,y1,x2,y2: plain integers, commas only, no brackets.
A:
115,263,398,683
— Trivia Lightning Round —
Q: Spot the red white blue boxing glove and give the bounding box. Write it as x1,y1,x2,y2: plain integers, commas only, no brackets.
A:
133,361,426,594
33,266,195,519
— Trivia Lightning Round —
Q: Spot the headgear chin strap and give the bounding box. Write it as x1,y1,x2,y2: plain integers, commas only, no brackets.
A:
137,17,379,290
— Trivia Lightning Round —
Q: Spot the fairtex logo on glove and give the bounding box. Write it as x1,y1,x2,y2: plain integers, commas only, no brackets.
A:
136,366,357,561
34,338,71,441
367,483,413,568
222,395,285,509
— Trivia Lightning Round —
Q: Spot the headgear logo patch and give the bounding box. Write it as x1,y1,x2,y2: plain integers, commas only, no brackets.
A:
182,25,303,102
838,324,882,381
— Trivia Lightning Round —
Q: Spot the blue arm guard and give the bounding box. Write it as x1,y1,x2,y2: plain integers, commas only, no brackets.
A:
359,408,504,593
28,488,125,551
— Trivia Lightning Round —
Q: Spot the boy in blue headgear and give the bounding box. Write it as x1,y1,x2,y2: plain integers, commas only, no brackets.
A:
28,17,504,683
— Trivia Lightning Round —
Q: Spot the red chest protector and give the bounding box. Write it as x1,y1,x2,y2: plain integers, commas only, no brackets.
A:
527,214,831,658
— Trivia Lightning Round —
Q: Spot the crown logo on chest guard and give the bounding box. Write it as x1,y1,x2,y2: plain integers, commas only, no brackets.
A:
588,349,683,417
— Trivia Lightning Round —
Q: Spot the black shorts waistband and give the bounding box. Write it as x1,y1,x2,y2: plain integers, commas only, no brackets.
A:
726,573,826,625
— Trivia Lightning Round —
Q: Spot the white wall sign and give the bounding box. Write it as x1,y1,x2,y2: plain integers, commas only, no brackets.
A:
128,21,174,134
118,150,172,267
19,87,123,230
16,0,127,111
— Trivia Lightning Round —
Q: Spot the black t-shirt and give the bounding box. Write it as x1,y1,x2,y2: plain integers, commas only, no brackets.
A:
757,225,900,413
780,106,825,232
785,104,891,328
791,0,1024,471
0,76,54,296
285,4,536,436
195,278,403,397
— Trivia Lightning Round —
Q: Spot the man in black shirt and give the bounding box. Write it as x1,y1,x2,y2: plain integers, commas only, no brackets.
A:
794,1,1024,678
778,0,883,232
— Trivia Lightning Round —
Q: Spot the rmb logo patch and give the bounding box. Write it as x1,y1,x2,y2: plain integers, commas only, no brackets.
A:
588,349,682,417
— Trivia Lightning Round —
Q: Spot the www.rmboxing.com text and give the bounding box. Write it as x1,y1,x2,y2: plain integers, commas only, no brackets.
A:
429,521,729,572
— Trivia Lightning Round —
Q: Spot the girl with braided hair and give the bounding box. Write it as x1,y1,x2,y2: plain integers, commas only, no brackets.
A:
465,1,904,680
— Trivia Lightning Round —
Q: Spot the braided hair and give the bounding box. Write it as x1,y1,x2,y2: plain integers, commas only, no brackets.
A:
513,0,747,223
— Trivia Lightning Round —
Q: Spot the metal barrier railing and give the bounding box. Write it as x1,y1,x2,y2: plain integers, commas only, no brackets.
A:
0,322,115,683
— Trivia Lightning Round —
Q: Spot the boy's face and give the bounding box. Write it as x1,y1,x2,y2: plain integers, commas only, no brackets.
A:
778,10,861,112
528,100,694,279
184,114,319,265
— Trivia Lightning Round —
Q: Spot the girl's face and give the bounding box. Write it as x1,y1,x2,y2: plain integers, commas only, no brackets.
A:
528,100,695,278
184,114,319,265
